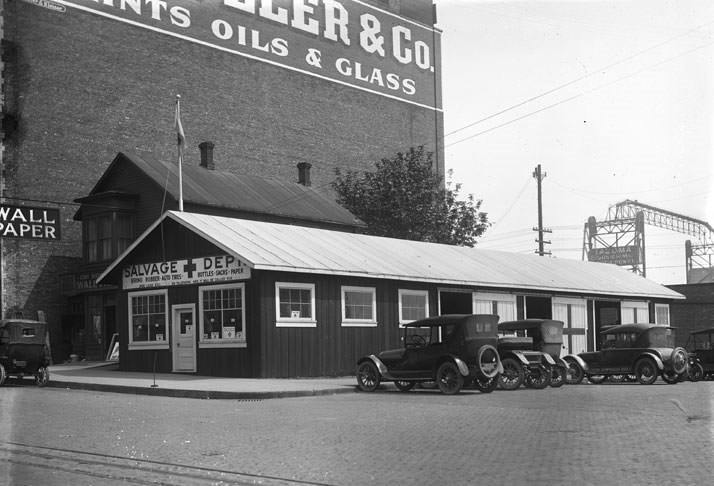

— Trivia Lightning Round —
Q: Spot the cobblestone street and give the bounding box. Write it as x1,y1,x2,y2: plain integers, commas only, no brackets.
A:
1,380,712,485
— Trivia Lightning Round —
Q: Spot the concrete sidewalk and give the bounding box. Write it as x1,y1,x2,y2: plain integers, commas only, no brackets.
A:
47,362,357,399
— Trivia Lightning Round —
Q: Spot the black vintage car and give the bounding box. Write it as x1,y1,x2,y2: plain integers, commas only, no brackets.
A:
356,314,503,395
563,323,688,385
684,327,714,381
0,319,51,386
497,319,569,390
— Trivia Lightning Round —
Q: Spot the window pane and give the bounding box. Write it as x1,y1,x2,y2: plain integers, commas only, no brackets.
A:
201,286,244,340
130,294,166,343
401,293,426,321
279,286,312,319
345,290,373,320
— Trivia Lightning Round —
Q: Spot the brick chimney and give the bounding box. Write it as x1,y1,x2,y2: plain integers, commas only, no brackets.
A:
199,141,215,170
297,162,311,186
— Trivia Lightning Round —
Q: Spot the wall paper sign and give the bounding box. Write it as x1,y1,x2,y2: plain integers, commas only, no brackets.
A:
22,0,66,12
122,255,251,290
49,0,442,110
0,204,61,240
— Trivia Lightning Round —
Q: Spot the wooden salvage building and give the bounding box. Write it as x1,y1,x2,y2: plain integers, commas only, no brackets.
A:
97,211,684,378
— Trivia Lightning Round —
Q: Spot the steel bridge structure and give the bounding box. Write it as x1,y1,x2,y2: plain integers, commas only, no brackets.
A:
582,199,714,282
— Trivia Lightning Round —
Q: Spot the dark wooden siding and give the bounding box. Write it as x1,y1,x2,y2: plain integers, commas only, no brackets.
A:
254,270,437,378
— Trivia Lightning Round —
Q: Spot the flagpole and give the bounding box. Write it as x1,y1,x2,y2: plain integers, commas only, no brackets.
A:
175,94,185,212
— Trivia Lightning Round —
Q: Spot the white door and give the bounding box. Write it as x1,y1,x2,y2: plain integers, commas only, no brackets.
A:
172,304,196,372
552,297,588,356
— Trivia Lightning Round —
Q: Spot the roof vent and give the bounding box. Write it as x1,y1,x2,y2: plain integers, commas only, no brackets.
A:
199,141,215,170
297,162,311,187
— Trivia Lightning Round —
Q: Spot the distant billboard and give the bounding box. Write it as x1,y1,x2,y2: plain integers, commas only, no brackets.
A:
588,246,639,266
50,0,441,109
0,204,61,240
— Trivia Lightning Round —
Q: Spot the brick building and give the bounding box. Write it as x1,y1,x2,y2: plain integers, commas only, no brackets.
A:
0,0,443,361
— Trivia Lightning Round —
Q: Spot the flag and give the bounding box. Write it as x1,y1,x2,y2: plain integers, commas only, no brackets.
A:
174,96,186,149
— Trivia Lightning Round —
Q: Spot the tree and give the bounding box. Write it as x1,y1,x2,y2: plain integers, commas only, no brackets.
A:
332,146,490,247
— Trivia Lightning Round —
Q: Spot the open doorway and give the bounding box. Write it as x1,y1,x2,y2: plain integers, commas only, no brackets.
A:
525,296,552,319
439,291,472,315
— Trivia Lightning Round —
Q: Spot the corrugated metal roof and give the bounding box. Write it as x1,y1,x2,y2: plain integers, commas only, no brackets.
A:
86,151,363,227
99,211,684,301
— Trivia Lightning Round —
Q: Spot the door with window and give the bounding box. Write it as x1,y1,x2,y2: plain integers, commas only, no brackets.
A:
172,304,196,372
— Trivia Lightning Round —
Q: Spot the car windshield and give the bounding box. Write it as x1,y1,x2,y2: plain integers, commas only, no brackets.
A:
646,327,675,347
692,333,713,351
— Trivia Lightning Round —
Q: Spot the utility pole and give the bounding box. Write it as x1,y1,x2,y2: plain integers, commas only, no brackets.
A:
532,164,552,256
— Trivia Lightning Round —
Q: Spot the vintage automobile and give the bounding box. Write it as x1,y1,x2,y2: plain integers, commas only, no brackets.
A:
563,323,688,385
497,319,568,390
356,314,503,395
0,319,51,387
684,327,714,381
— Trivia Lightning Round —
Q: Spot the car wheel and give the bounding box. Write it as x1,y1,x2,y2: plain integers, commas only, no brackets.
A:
550,365,566,388
35,367,49,387
394,380,415,392
498,358,524,391
436,361,463,395
0,364,6,387
688,362,704,382
565,360,584,385
525,365,551,389
472,375,499,394
587,375,606,384
356,361,380,392
635,358,658,385
661,369,680,384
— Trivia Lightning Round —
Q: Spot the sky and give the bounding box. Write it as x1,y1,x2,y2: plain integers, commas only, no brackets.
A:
433,0,714,285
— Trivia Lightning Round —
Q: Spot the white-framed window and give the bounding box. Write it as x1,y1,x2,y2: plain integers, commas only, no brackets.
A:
275,282,316,327
199,283,246,348
654,303,670,326
398,289,429,325
341,286,377,327
128,289,169,350
621,300,649,324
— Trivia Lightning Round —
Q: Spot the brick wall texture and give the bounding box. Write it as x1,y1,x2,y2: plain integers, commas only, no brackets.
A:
0,1,444,335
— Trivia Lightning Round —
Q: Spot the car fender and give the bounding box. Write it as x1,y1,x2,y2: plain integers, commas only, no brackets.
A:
507,351,533,367
563,354,588,371
360,355,396,381
636,352,664,371
542,354,556,366
453,357,471,377
555,357,569,368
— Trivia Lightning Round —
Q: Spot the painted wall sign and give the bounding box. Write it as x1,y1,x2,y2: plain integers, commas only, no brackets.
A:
588,246,639,267
50,0,441,110
0,204,61,240
122,255,251,289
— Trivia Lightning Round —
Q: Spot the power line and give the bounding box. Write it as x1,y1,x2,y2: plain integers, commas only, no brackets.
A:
444,36,714,148
443,18,714,139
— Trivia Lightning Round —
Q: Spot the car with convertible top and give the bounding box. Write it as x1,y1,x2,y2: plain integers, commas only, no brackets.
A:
356,314,503,395
497,319,569,390
563,323,688,385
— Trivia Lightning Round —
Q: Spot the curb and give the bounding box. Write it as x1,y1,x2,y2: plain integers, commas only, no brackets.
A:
47,380,357,400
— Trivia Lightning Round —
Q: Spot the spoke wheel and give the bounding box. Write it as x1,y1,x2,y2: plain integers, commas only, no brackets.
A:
525,365,551,389
565,360,584,385
587,375,606,384
635,358,658,385
0,364,6,386
472,375,499,394
394,380,415,392
688,362,704,382
498,358,524,391
436,361,463,395
550,366,565,388
35,367,49,387
356,361,380,392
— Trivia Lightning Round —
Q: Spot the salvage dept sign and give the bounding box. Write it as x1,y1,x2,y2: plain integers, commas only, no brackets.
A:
51,0,441,109
0,204,61,240
123,255,250,289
